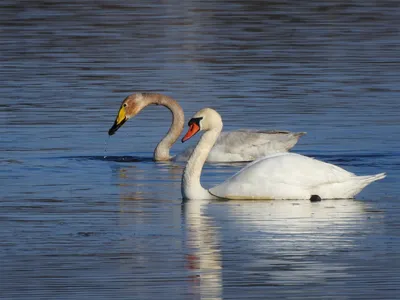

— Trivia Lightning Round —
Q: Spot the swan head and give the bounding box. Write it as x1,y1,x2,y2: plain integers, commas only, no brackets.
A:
182,108,223,142
108,93,149,135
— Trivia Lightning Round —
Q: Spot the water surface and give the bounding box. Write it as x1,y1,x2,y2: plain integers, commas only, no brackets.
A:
1,1,400,299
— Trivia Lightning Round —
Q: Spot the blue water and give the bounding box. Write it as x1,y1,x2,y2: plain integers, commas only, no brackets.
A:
1,1,400,299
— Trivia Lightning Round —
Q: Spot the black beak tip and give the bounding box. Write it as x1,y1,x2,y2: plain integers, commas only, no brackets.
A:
108,128,115,136
108,123,119,136
108,118,126,136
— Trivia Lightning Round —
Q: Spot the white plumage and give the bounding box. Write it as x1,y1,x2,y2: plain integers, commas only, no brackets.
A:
175,130,305,162
210,152,386,200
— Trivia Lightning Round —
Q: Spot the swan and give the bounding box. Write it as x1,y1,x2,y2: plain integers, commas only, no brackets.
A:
108,92,305,162
181,108,386,200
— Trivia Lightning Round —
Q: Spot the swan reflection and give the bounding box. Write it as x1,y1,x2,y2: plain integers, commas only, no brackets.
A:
183,200,222,300
183,198,375,291
213,199,372,286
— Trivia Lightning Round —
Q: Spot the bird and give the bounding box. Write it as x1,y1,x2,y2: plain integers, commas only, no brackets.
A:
108,92,305,162
180,107,386,201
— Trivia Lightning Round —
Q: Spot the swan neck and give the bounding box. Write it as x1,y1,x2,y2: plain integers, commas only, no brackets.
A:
182,127,222,200
145,95,184,161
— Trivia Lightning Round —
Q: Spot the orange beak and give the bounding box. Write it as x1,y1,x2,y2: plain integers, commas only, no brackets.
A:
182,123,200,142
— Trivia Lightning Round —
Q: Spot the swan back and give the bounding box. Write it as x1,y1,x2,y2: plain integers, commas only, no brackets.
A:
175,130,306,162
209,153,385,200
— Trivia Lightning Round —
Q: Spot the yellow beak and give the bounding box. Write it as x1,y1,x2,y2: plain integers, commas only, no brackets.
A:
108,107,127,135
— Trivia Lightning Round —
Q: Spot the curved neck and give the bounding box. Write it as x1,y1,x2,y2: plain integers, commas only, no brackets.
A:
143,94,184,161
181,126,222,200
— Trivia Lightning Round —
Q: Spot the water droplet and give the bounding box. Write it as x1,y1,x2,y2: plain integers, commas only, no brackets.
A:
104,137,109,158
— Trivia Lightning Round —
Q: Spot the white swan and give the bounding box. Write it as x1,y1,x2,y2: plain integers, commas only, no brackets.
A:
108,92,305,162
181,108,386,200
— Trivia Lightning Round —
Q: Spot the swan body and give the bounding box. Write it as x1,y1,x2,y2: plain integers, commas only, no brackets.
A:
181,108,386,201
108,93,305,162
209,153,386,200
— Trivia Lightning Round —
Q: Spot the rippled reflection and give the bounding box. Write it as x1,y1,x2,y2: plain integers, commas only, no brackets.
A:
110,161,183,201
217,199,370,285
183,200,222,300
180,199,380,297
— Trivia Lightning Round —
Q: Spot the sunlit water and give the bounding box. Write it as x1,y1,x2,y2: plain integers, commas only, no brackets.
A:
1,1,400,299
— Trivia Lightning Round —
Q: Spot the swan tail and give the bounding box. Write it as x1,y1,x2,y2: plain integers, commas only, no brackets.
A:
283,131,306,151
359,172,386,184
316,172,386,199
350,172,386,197
294,131,307,138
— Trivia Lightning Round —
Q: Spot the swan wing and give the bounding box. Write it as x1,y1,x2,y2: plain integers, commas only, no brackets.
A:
175,130,305,162
209,153,356,200
210,130,305,161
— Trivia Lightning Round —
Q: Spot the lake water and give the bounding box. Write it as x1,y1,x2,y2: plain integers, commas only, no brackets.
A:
1,1,400,299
